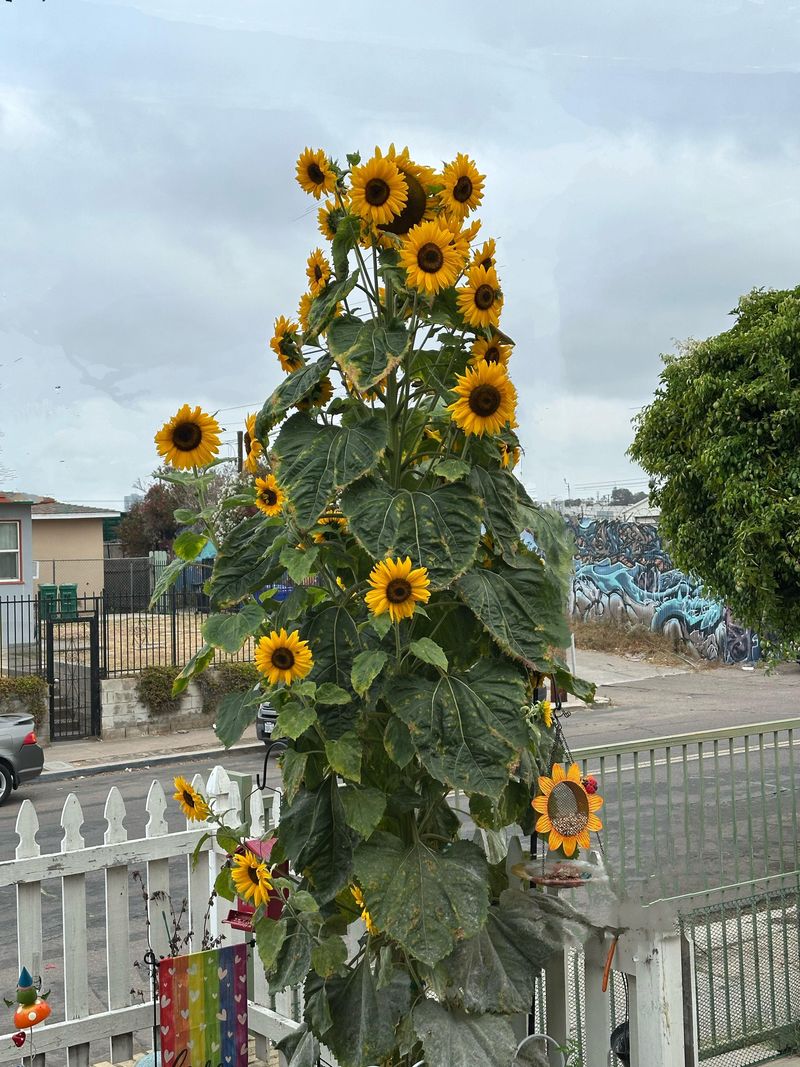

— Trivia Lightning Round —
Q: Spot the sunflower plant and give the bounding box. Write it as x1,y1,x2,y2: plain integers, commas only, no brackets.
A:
155,144,597,1067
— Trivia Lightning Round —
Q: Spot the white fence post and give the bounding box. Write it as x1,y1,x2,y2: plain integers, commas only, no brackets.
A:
582,932,612,1067
632,930,685,1067
61,793,90,1067
104,786,133,1063
543,888,569,1067
15,800,45,1067
145,780,171,959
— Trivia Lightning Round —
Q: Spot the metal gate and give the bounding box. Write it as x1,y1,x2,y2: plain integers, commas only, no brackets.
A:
45,611,101,741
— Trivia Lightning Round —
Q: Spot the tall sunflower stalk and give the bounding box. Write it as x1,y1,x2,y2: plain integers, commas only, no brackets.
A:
155,144,596,1067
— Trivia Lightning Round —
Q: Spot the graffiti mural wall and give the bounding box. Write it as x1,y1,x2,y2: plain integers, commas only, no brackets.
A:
568,519,758,663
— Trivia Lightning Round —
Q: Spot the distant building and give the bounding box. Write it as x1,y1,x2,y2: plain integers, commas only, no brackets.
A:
31,499,121,596
124,493,143,511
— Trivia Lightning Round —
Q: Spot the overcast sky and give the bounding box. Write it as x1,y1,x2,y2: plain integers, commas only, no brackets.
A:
1,0,799,508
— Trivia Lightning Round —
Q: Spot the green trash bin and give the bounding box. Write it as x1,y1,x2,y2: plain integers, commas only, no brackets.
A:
58,583,78,620
39,584,58,621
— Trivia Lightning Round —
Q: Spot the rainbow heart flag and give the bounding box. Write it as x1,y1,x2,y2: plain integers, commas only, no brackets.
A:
157,945,248,1066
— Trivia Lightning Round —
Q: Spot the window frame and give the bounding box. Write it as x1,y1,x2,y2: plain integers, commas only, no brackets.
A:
0,520,23,584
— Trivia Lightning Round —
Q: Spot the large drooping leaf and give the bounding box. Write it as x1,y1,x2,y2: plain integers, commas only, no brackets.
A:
353,833,488,966
275,1025,320,1067
341,477,482,587
339,785,386,838
518,498,577,595
202,601,265,653
279,778,357,903
305,602,363,713
390,658,527,797
412,1000,517,1067
312,958,411,1067
328,316,409,390
440,888,581,1013
470,466,523,560
268,913,316,992
214,686,263,748
256,354,335,437
273,413,387,528
455,557,570,667
208,514,282,607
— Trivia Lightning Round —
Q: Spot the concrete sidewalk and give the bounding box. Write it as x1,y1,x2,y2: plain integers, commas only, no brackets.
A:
41,723,261,780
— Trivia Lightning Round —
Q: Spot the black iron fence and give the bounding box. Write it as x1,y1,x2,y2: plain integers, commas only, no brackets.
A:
0,590,257,680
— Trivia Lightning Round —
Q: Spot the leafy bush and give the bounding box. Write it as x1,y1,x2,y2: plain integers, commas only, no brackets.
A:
196,662,260,715
0,676,48,728
136,666,183,716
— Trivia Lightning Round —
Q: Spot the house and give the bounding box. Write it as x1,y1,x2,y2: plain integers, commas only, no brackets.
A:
31,499,121,597
0,491,40,653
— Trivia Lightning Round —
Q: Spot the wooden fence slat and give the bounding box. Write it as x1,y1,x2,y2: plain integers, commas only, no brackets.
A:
0,1004,153,1064
15,800,45,1067
145,780,171,960
104,786,133,1063
187,772,211,951
206,766,235,940
61,793,90,1067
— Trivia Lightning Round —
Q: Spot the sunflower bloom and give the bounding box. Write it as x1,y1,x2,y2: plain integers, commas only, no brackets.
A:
365,556,431,623
539,699,553,729
448,361,517,437
254,474,286,517
531,763,604,857
306,248,332,296
472,238,496,271
297,292,314,334
312,509,347,544
456,264,503,329
231,850,273,908
439,153,485,219
499,441,521,469
351,884,378,935
255,628,314,686
295,147,337,200
378,144,436,236
349,151,408,227
318,199,344,241
470,335,511,369
399,219,466,295
155,405,221,470
243,412,263,474
270,316,305,373
173,776,210,822
295,376,333,412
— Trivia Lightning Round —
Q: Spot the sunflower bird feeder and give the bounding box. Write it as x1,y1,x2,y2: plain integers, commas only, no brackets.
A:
154,143,601,1067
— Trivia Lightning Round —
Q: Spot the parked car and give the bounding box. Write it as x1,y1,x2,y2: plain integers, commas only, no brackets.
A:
256,702,284,749
0,713,44,805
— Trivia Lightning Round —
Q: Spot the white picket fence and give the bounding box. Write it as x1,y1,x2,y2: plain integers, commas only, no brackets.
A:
0,768,300,1067
0,768,693,1067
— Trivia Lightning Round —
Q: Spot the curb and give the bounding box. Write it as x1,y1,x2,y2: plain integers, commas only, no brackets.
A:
40,742,265,783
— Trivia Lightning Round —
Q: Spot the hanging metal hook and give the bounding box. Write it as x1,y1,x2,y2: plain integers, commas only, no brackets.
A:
256,738,287,791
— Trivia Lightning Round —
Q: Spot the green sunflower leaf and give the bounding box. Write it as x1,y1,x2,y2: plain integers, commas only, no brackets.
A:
413,1001,517,1067
350,649,388,697
383,715,415,768
279,544,319,584
171,642,215,695
280,748,308,804
329,316,409,390
310,935,348,978
433,457,472,482
148,558,186,609
273,412,388,529
310,959,411,1067
332,213,361,279
340,785,386,838
353,833,488,966
390,657,527,797
202,601,265,653
341,476,482,588
428,289,467,330
254,914,288,972
315,682,352,705
325,731,362,782
214,686,263,748
269,914,316,993
256,354,335,438
275,1026,319,1067
278,778,357,903
454,557,570,668
274,701,317,740
408,637,448,672
411,343,470,395
208,514,283,607
307,271,360,336
469,466,523,560
439,888,581,1014
305,601,364,696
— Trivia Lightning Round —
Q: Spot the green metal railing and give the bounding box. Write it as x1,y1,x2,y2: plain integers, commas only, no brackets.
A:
572,717,800,901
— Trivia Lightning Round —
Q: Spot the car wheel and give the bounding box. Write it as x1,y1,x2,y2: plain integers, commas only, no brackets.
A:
0,764,13,806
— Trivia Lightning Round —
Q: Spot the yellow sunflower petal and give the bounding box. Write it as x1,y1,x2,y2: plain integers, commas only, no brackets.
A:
537,775,555,797
552,764,566,783
587,814,603,832
548,829,564,852
532,795,549,814
535,814,552,833
588,794,604,812
566,763,583,784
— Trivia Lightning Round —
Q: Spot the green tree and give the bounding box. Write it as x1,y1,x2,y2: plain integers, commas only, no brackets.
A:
630,286,800,642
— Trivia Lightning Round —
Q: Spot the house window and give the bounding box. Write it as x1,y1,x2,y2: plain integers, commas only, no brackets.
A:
0,521,21,582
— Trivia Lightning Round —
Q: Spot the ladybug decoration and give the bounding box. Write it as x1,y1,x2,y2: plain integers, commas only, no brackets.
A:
8,968,51,1031
583,775,599,795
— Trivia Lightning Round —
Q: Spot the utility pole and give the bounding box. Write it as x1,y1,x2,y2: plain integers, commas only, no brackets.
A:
236,431,244,473
563,478,570,501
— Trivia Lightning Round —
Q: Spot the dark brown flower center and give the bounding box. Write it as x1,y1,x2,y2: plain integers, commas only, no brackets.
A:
271,647,295,670
484,345,501,364
183,790,195,808
314,264,323,282
380,170,424,236
308,162,325,183
243,430,252,453
418,242,445,273
549,781,590,836
386,578,412,603
261,489,278,507
474,284,495,310
365,178,391,206
247,863,261,885
480,256,492,270
173,421,203,451
468,384,502,417
453,175,473,202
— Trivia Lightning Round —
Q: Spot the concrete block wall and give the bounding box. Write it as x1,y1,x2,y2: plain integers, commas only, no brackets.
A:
100,677,214,738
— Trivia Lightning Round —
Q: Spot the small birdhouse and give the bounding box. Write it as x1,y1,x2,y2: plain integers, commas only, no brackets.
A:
223,837,286,931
